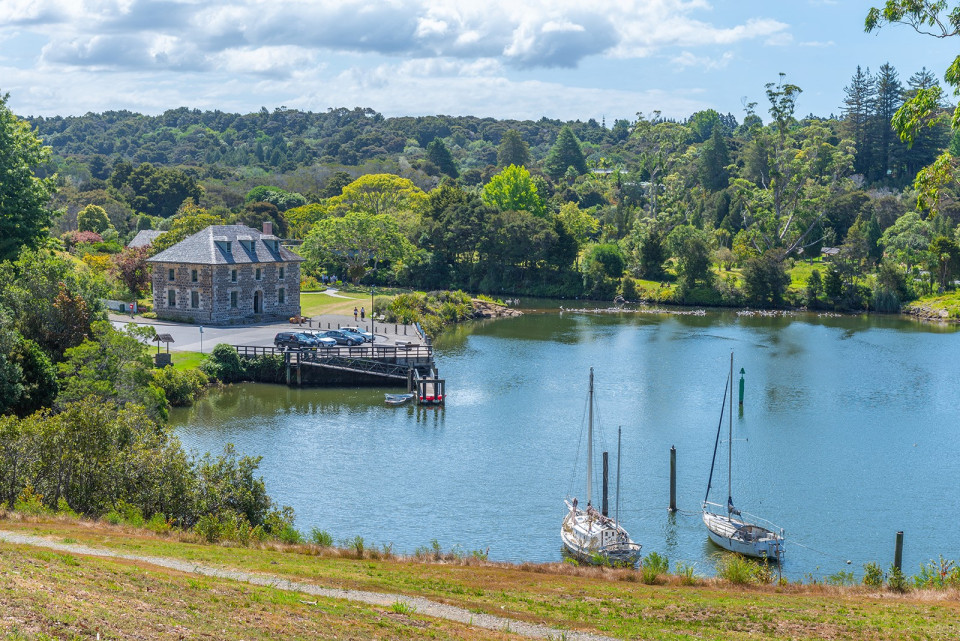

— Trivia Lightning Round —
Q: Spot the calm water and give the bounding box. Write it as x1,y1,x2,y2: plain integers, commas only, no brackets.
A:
171,307,960,579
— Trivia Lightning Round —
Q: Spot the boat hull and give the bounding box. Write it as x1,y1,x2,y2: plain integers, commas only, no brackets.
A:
561,506,642,566
703,511,783,561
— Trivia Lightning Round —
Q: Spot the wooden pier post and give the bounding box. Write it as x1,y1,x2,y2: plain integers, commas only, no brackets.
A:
602,452,609,517
894,531,904,572
284,351,291,386
669,445,677,512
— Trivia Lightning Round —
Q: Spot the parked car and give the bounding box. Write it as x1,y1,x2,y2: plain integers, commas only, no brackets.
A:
319,329,364,346
275,332,316,350
305,333,338,348
339,326,374,342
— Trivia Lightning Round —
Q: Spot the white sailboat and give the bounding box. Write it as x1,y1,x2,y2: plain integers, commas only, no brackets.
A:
702,353,784,561
561,368,642,565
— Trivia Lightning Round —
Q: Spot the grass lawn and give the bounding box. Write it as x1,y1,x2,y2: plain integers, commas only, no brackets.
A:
0,537,509,641
300,291,372,317
170,351,206,370
3,516,960,640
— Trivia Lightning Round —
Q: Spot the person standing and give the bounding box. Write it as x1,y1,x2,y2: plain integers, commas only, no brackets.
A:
353,306,358,321
360,306,366,320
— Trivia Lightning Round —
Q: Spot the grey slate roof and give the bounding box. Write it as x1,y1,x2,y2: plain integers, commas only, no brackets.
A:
128,230,164,248
146,225,305,265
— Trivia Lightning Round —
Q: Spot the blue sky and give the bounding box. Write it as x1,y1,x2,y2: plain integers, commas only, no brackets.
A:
0,0,955,123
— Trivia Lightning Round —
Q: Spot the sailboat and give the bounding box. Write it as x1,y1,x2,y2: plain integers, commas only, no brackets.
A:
561,368,642,565
702,352,784,561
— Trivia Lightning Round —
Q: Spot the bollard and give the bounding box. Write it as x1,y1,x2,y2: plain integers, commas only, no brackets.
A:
894,531,904,572
602,452,609,517
669,446,677,512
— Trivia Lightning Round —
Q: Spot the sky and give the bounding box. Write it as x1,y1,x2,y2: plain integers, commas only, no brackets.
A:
0,0,956,123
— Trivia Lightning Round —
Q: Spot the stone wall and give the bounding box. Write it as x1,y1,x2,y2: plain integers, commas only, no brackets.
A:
152,261,301,325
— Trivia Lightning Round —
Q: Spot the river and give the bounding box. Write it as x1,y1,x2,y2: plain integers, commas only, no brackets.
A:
171,305,960,579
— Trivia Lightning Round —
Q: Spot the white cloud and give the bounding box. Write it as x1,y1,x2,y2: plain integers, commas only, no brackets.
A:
10,0,792,72
671,50,734,71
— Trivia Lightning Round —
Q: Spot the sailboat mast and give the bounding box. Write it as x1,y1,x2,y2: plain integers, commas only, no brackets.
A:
728,351,733,508
616,426,621,526
587,368,593,506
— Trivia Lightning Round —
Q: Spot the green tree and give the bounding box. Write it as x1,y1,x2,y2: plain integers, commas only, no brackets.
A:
866,3,960,211
928,235,960,289
556,202,599,253
698,126,730,191
244,186,307,211
57,322,167,421
426,139,458,178
879,210,932,271
301,211,412,283
0,249,105,360
842,65,877,178
731,76,855,259
0,312,25,415
0,93,54,262
666,225,713,289
583,243,625,280
806,269,823,305
543,126,587,181
77,204,112,234
742,251,791,305
150,211,226,255
481,165,546,217
622,219,667,279
8,336,57,416
497,130,530,167
117,163,202,218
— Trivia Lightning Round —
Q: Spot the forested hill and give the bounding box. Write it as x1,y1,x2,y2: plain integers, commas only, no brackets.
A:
28,106,640,176
24,63,960,310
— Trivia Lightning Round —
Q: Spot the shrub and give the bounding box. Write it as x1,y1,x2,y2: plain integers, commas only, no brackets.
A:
310,528,334,547
826,570,856,586
352,535,365,558
675,561,698,586
914,556,960,589
641,551,669,585
154,367,209,406
716,554,756,585
887,563,909,593
14,485,49,516
202,344,245,383
863,562,884,587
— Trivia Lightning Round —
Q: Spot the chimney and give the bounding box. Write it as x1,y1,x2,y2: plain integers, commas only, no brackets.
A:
262,221,273,235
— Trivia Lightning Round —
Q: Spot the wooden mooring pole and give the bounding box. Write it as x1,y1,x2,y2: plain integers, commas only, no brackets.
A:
602,452,609,517
894,531,904,572
669,445,677,512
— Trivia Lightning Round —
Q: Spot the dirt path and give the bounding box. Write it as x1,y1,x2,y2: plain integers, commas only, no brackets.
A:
0,530,615,641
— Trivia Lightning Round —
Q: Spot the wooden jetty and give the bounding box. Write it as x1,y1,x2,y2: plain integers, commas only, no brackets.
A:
231,342,445,405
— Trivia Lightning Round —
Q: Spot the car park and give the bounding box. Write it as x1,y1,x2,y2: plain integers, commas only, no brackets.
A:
339,326,374,342
319,329,364,346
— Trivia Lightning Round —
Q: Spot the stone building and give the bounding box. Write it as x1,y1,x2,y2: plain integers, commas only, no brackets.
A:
147,223,304,324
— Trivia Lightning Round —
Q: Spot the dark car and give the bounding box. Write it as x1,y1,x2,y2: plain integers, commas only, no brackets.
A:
319,329,364,346
275,332,318,350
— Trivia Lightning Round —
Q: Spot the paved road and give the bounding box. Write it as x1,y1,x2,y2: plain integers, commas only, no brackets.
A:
110,312,422,353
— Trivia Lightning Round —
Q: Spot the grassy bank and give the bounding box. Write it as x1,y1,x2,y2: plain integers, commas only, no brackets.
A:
2,514,959,640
